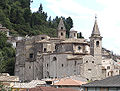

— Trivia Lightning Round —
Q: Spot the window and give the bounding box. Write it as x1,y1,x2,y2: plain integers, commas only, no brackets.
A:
29,66,31,69
61,27,63,29
53,57,57,61
62,64,64,67
86,61,88,63
74,61,77,66
88,69,92,72
44,48,47,52
55,45,57,50
96,41,99,47
74,33,76,37
78,46,81,50
47,64,48,67
92,61,94,63
102,69,105,74
29,53,33,58
26,89,29,91
41,37,45,40
107,66,110,69
61,32,63,36
88,69,91,71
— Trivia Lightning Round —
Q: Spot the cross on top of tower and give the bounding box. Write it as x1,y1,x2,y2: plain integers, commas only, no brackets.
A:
95,14,97,20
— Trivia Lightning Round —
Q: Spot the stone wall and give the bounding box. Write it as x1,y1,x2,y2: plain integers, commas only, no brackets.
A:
81,55,103,80
43,53,83,78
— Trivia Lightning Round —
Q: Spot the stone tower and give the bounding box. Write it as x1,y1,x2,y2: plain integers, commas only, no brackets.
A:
89,17,102,65
57,18,66,39
69,29,77,39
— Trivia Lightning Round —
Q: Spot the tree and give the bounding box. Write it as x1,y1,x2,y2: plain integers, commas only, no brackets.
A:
0,0,8,9
0,83,6,91
38,3,43,13
23,8,32,23
48,16,52,27
0,32,7,49
77,32,84,38
0,32,15,75
0,52,7,73
65,17,73,37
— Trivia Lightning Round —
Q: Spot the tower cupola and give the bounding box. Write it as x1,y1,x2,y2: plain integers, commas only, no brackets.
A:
89,16,102,65
57,18,66,39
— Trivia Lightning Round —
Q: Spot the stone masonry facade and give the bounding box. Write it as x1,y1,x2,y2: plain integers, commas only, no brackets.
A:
15,18,120,82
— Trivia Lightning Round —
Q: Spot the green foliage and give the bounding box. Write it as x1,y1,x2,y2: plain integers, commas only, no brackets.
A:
65,17,73,37
38,3,43,13
0,0,74,37
0,32,15,75
0,0,74,75
77,32,84,38
0,82,12,91
0,83,6,91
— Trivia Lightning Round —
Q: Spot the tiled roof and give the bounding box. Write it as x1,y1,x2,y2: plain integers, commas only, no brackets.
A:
53,78,86,86
69,75,87,82
13,80,46,88
42,78,59,82
82,75,120,87
0,76,19,82
61,38,87,44
29,86,78,91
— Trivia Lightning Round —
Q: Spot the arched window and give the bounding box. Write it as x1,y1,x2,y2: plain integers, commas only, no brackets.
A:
61,27,63,29
61,32,63,36
47,64,48,67
78,46,81,50
96,41,99,47
53,57,57,61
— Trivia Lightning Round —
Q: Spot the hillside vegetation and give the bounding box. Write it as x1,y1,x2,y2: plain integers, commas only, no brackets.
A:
0,0,73,37
0,32,15,75
0,0,73,75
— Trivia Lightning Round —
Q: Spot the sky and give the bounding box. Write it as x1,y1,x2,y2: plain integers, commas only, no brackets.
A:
31,0,120,55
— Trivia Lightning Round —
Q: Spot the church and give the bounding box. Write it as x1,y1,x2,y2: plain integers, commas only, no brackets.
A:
15,17,120,82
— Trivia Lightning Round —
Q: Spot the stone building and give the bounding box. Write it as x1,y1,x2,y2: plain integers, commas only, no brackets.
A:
15,18,120,82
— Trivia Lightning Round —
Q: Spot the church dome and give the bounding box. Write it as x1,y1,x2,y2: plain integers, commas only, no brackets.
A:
70,28,75,31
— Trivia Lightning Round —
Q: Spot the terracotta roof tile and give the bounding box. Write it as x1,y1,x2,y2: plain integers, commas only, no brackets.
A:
0,76,19,82
29,86,78,91
53,78,86,86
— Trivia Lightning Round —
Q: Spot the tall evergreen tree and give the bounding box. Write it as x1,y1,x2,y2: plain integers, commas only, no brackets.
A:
38,3,43,13
65,17,73,37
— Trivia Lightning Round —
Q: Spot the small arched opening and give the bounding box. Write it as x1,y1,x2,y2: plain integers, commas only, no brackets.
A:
53,57,57,61
61,32,63,36
96,41,99,47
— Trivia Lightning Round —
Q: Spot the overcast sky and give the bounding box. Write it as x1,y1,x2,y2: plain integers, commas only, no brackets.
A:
31,0,120,55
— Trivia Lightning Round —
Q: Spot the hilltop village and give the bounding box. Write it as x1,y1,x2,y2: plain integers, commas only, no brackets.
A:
13,18,120,82
1,17,120,91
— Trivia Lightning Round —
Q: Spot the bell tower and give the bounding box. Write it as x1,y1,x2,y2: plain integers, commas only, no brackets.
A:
89,16,102,65
57,18,66,39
